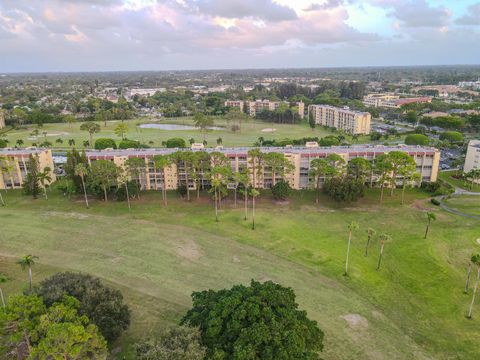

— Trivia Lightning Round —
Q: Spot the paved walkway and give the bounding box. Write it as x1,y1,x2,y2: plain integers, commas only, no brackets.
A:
437,187,480,220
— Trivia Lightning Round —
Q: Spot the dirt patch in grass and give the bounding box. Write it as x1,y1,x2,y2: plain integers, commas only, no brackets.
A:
341,313,369,329
43,211,89,220
412,199,429,211
175,239,203,261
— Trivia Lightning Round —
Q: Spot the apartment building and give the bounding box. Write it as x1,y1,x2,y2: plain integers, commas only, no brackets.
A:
363,94,432,108
126,88,166,98
224,100,304,118
0,109,5,129
0,148,56,190
464,140,480,178
84,145,439,191
224,100,244,113
308,105,371,135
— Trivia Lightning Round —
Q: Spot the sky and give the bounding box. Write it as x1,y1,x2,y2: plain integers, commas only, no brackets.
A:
0,0,479,72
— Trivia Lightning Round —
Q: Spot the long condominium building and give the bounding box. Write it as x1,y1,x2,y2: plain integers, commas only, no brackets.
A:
464,140,480,177
308,105,371,135
363,93,432,108
0,110,5,129
225,100,305,118
81,145,439,191
0,148,56,189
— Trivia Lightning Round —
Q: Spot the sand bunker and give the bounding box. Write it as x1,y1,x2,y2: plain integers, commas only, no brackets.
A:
341,314,369,328
261,128,276,132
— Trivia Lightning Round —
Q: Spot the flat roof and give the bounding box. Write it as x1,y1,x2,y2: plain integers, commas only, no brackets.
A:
83,145,439,157
0,148,50,156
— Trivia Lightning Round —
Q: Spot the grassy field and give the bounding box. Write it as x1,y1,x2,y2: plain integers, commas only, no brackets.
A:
1,188,479,359
0,116,393,148
2,117,335,148
438,170,480,193
444,195,480,216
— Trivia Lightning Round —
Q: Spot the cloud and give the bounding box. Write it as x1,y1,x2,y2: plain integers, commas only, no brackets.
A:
0,0,478,72
373,0,450,28
188,0,298,22
455,3,480,26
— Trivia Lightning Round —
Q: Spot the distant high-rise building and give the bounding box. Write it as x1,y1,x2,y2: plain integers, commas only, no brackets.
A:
464,140,480,180
308,105,371,135
363,93,432,108
225,100,304,118
0,109,5,129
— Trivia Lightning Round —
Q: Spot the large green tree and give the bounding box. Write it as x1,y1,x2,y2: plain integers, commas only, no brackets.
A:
182,280,324,359
36,272,130,343
23,155,41,199
88,160,118,202
80,122,101,148
0,295,107,359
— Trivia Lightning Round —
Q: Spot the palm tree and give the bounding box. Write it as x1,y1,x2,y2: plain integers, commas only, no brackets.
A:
17,255,39,291
153,155,172,206
345,221,359,276
237,169,250,220
250,188,260,230
424,212,436,239
365,228,376,257
309,158,328,204
377,234,391,270
38,167,52,200
75,163,89,208
0,273,7,307
467,254,480,318
465,261,472,294
247,148,263,189
374,154,392,204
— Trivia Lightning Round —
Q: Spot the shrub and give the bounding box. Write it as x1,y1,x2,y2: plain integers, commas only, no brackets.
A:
439,131,463,143
135,326,206,360
271,180,291,200
118,139,140,149
94,138,117,150
182,280,324,359
324,177,365,202
431,198,440,205
36,272,130,343
0,139,8,148
177,184,188,197
116,180,139,201
404,134,430,146
165,137,186,148
318,135,340,146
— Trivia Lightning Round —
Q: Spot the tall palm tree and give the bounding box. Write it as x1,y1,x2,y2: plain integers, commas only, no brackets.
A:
38,167,52,200
377,234,391,270
465,261,472,294
345,221,359,276
250,188,260,230
309,158,328,204
424,212,436,239
365,228,376,257
75,163,89,208
467,254,480,318
17,255,39,291
153,155,172,206
237,169,250,221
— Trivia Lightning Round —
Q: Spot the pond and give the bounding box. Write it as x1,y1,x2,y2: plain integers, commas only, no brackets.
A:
138,123,224,131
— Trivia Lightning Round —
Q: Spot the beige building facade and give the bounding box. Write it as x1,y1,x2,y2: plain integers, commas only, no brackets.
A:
225,100,304,118
464,140,480,176
0,109,5,129
0,148,56,189
308,105,371,135
85,145,439,191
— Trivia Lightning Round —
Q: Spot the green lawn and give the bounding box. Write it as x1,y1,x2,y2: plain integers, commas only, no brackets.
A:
444,195,480,216
0,188,479,359
438,170,480,192
2,116,384,148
